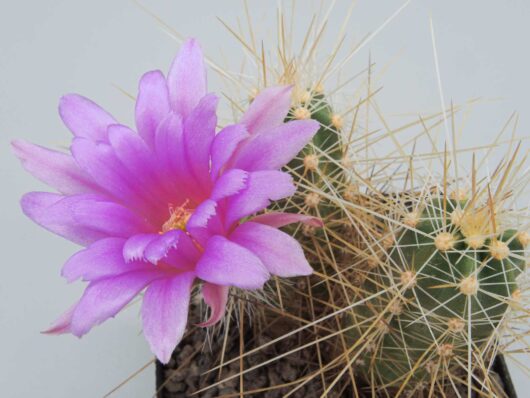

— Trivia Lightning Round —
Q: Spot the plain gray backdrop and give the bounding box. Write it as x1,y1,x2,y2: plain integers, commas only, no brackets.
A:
1,1,529,396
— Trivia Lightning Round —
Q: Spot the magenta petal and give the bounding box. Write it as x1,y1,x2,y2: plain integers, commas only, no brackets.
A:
70,194,152,236
107,124,158,182
240,86,292,135
167,38,207,118
71,138,161,216
196,235,269,289
21,192,106,246
62,238,147,283
42,303,77,335
59,94,116,141
197,283,229,327
135,70,170,148
123,234,159,262
231,119,319,171
231,222,313,277
225,170,296,227
12,140,96,195
183,94,218,193
21,192,152,246
154,113,185,174
141,272,195,364
123,231,181,265
250,212,323,228
70,270,165,337
210,169,248,201
163,232,201,269
144,230,181,264
210,124,249,181
154,113,199,203
107,125,169,220
186,199,222,247
71,138,128,194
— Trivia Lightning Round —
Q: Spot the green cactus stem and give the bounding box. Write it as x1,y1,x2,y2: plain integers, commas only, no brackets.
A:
283,88,344,218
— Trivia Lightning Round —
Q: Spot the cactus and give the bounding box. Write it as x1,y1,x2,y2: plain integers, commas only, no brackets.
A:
348,195,527,387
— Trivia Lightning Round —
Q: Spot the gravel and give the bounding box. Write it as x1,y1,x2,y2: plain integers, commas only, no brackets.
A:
155,323,333,397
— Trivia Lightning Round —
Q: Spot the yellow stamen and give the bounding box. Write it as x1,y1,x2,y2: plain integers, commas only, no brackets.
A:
161,200,192,233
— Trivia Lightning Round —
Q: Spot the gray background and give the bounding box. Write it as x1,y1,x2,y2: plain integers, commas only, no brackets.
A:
1,1,528,396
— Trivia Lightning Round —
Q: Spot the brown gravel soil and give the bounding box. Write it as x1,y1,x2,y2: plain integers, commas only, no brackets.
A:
155,321,346,398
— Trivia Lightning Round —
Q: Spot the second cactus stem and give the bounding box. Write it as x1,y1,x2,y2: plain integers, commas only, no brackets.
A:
349,196,527,385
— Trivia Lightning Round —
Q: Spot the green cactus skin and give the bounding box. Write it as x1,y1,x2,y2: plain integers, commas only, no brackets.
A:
283,90,343,219
302,92,342,167
349,197,526,386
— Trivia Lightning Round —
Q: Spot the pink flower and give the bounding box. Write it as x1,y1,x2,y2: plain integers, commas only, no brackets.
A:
13,39,321,363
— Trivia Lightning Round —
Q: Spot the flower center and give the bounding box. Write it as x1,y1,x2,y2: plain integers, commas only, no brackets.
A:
161,200,192,233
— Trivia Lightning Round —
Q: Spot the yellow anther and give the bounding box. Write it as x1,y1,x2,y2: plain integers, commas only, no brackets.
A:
161,200,192,233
